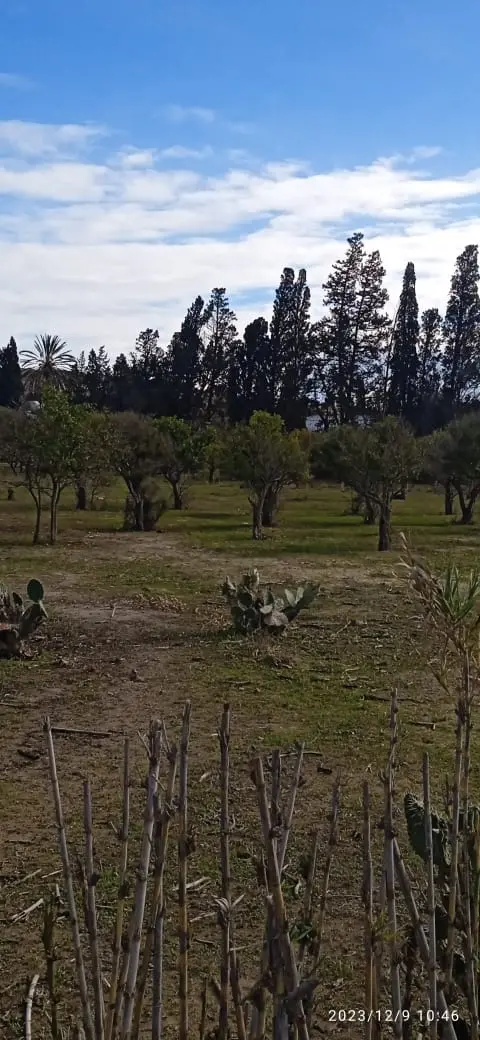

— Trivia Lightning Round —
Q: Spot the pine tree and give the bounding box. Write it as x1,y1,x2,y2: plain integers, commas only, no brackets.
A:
315,233,390,425
442,244,480,411
227,317,270,423
109,354,134,411
163,296,211,419
418,308,442,401
83,347,111,409
277,268,313,430
268,267,295,415
387,262,419,422
0,336,23,407
130,328,164,413
198,288,238,422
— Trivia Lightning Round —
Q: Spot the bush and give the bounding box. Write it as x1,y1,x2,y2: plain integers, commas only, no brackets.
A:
222,568,319,634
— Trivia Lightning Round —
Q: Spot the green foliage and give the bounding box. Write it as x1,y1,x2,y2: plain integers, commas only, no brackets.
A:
226,411,310,538
155,417,209,508
0,579,47,657
222,568,319,634
425,413,480,522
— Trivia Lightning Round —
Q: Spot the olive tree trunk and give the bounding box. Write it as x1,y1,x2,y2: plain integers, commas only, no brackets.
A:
378,497,392,551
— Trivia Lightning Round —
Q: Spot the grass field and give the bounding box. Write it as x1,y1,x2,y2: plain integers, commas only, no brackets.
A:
0,477,479,1037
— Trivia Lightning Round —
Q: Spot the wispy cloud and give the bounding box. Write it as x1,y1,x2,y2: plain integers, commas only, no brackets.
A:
0,120,479,356
0,120,105,158
163,104,216,125
0,71,34,90
160,145,213,160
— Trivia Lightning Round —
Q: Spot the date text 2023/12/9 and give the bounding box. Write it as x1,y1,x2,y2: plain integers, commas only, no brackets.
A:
328,1008,459,1025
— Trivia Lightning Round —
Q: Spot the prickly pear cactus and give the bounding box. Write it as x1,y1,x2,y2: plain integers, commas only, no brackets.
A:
222,570,319,635
404,792,451,872
0,580,47,658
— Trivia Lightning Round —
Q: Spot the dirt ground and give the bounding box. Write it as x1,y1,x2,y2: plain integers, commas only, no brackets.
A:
0,529,470,1038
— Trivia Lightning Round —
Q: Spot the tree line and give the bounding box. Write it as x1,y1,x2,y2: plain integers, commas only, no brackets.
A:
2,233,480,433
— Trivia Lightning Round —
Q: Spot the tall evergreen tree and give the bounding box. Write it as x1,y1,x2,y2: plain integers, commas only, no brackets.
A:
418,308,442,401
0,336,23,407
130,328,165,413
109,354,135,412
80,347,112,409
442,244,480,411
268,267,295,415
387,262,419,421
198,288,238,422
314,233,390,425
276,268,313,430
227,317,270,423
163,296,211,419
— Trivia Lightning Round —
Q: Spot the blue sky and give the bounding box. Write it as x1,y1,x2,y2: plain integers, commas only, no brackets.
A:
1,0,480,355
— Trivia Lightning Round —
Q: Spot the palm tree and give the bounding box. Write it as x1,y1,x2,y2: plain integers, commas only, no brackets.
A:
20,334,75,396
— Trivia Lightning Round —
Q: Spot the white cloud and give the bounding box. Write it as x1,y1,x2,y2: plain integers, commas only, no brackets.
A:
160,145,213,160
163,104,216,125
0,122,480,357
0,120,105,158
0,71,33,90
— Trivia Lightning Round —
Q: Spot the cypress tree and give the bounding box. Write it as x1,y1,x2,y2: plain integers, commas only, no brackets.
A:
0,336,23,407
442,244,480,411
387,262,419,422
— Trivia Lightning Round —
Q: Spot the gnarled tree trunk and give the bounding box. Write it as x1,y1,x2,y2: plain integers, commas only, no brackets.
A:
76,482,87,510
378,497,392,551
444,480,454,516
262,487,279,528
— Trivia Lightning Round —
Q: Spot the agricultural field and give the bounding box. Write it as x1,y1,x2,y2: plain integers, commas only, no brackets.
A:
0,479,479,1038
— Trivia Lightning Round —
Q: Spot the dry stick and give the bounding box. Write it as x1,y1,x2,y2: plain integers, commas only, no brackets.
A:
253,756,310,1040
393,839,457,1040
310,778,340,975
41,890,60,1040
278,743,305,873
120,720,162,1040
373,868,386,1040
297,828,320,973
178,702,192,1040
151,901,164,1040
25,974,39,1040
217,704,231,1040
362,782,374,1040
422,753,437,1040
446,692,464,990
83,780,105,1040
133,739,178,1040
383,691,402,1039
250,752,281,1040
199,977,208,1040
44,716,95,1040
217,703,247,1040
254,743,306,1037
460,656,479,1039
106,738,130,1040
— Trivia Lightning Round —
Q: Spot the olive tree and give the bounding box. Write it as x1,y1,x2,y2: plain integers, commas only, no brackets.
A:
316,416,419,551
425,413,480,525
226,411,309,540
110,412,165,531
155,417,208,510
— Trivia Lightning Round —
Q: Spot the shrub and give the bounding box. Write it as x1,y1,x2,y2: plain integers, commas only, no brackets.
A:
222,568,319,634
0,578,47,658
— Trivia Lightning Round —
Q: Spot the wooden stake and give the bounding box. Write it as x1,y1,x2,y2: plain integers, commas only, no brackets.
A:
120,720,162,1039
178,701,192,1040
44,716,94,1040
422,753,437,1040
83,779,105,1040
106,738,130,1040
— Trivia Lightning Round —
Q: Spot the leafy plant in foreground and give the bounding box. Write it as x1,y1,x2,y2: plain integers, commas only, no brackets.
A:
0,578,47,657
222,568,319,634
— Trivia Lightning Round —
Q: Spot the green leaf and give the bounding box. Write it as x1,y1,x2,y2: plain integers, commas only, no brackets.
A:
27,579,44,603
259,603,274,614
263,609,288,629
